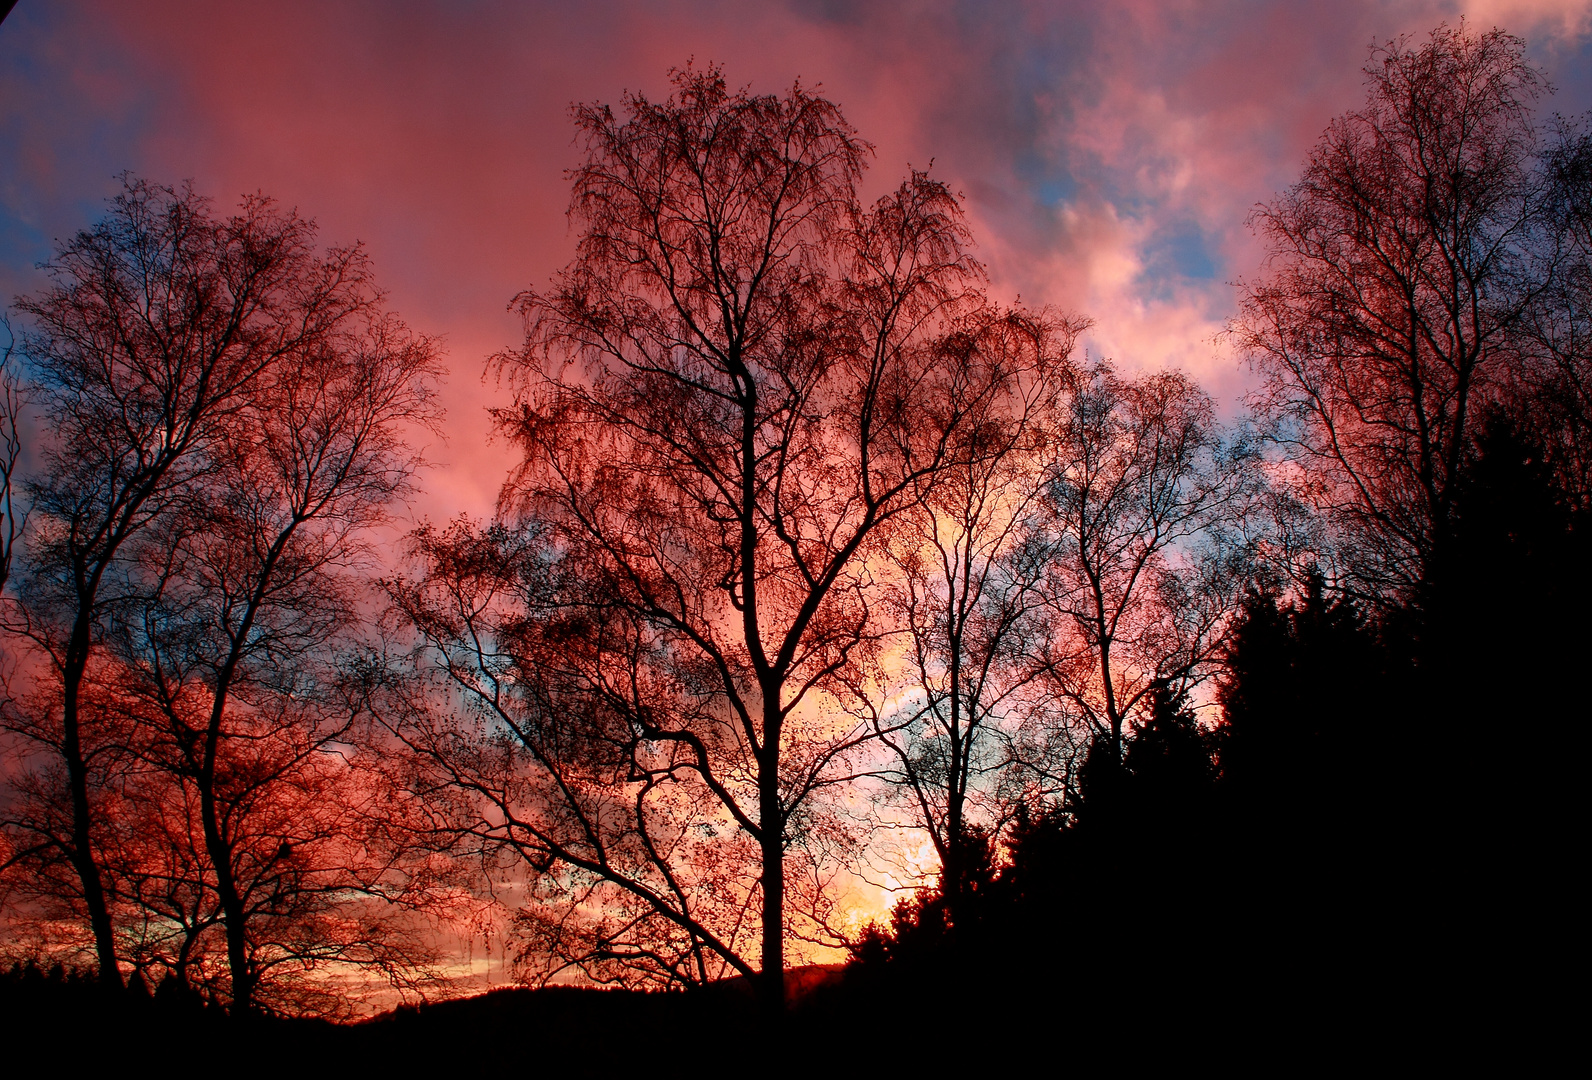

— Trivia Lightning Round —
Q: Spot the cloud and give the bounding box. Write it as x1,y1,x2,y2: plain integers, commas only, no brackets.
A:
3,0,1590,508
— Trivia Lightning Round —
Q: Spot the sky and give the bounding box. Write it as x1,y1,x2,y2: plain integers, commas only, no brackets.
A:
2,0,1590,991
4,0,1592,526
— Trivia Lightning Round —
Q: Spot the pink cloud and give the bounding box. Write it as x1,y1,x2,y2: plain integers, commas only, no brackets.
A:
3,0,1590,516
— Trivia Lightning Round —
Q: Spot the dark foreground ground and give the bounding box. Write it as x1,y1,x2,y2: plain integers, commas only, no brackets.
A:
1,945,1543,1071
0,957,1370,1069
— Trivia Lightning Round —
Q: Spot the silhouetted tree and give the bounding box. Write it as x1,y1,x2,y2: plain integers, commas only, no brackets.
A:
95,768,223,993
101,311,444,1013
864,308,1084,928
1,176,409,989
1232,28,1592,996
1121,683,1216,823
1233,25,1556,604
1216,576,1381,824
1212,579,1388,944
1029,359,1257,764
850,684,1223,1007
1044,684,1218,924
385,63,1019,1015
1412,418,1588,938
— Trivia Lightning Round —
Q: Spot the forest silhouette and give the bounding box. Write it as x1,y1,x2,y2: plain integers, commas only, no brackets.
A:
0,23,1585,1057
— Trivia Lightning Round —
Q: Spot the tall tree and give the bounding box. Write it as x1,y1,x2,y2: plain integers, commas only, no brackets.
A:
107,306,442,1013
1230,25,1592,1005
1212,576,1388,919
1232,25,1552,603
2,176,385,985
388,64,1005,1014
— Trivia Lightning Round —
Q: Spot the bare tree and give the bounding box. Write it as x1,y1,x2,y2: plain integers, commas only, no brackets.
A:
862,308,1084,919
1031,360,1257,765
386,64,1007,1014
105,313,443,1013
96,764,223,993
1,176,389,985
1232,25,1553,603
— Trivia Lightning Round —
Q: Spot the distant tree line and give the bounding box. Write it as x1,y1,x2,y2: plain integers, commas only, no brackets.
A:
0,23,1584,1032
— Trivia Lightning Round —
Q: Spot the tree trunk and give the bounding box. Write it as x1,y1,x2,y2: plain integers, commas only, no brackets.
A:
196,538,288,1016
61,612,121,988
199,644,257,1014
200,777,254,1014
943,654,965,927
759,699,784,1020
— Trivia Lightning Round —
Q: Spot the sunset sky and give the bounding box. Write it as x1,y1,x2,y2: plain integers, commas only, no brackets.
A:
4,0,1592,526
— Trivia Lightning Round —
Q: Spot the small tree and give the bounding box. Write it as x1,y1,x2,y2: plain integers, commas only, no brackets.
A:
1030,360,1256,766
864,308,1084,923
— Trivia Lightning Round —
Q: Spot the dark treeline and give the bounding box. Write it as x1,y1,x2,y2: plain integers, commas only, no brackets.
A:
0,23,1586,1051
838,26,1591,1043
